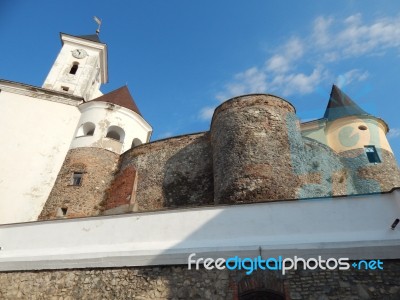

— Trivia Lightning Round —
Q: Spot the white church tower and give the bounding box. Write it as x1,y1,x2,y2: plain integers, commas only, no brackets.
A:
42,33,108,100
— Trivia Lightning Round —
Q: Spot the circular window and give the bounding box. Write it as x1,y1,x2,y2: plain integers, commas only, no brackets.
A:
358,125,368,131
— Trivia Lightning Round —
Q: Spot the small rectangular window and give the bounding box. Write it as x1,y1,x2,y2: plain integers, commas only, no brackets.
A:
364,145,381,163
56,207,68,218
72,172,83,186
70,64,79,75
61,86,69,92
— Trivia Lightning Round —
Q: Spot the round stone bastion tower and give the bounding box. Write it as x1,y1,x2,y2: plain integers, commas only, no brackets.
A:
211,94,303,204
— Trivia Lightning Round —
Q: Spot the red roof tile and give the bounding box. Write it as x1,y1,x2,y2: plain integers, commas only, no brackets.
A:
91,86,141,116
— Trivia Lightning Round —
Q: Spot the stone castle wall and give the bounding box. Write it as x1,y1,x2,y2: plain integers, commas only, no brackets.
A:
116,132,214,211
340,148,400,194
39,94,400,219
103,165,137,212
291,137,357,199
39,148,119,220
1,260,400,299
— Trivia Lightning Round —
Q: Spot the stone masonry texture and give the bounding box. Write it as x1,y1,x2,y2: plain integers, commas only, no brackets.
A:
211,94,302,204
1,260,400,299
119,132,214,211
340,148,400,194
104,165,137,211
37,94,400,218
39,148,119,220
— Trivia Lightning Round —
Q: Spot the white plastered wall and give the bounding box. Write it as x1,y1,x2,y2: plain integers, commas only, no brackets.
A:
301,116,392,154
326,116,392,153
0,88,81,224
0,190,399,271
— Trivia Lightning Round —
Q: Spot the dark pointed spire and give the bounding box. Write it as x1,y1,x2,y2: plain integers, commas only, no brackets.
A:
323,84,369,121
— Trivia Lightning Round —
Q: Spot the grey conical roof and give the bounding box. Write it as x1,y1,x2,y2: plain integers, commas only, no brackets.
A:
323,84,369,121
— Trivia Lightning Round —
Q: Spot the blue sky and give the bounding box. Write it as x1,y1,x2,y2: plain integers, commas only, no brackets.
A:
1,0,399,163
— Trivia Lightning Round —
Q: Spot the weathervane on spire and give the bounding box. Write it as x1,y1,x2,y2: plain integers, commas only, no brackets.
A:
94,16,102,35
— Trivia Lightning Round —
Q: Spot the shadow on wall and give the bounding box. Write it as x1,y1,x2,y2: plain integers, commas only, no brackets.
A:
162,133,214,208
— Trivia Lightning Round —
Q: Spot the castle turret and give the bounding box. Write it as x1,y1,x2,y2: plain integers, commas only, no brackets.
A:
301,85,400,194
324,85,392,154
323,85,400,193
210,94,303,204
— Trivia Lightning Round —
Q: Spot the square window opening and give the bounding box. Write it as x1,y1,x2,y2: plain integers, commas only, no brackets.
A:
56,207,68,218
72,172,83,186
364,145,381,163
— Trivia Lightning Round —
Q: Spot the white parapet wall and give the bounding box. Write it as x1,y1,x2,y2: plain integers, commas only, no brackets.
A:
0,189,399,271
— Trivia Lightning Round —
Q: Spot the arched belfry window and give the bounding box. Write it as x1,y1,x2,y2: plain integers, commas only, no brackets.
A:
106,126,125,143
70,62,79,75
131,138,142,148
76,122,95,137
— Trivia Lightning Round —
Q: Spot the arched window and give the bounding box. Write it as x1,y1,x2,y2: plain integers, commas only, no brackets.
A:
70,62,79,75
76,122,95,137
107,131,120,141
106,126,125,143
131,138,142,148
